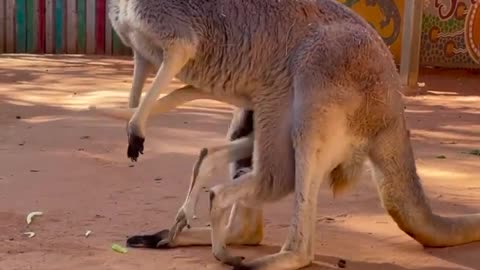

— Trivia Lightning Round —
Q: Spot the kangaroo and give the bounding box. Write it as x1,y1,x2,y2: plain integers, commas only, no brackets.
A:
92,91,258,244
94,2,259,246
95,0,259,243
125,114,256,250
100,0,480,269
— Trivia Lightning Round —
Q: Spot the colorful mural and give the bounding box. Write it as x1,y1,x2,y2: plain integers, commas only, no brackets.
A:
421,0,480,67
0,1,478,69
339,0,404,63
465,2,480,63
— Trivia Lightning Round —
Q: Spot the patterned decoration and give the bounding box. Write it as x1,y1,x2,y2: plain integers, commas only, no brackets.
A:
421,0,480,68
465,2,480,63
0,0,478,69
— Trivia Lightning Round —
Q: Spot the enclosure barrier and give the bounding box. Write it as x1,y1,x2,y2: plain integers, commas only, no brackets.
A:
0,0,131,55
0,0,479,70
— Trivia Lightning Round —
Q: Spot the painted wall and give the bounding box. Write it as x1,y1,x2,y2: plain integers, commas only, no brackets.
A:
338,0,404,63
338,0,480,68
0,0,131,55
421,0,480,68
1,0,406,59
0,0,479,69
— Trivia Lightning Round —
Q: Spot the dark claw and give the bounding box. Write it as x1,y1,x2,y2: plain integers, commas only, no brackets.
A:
126,229,170,249
233,168,250,179
127,133,145,162
232,263,255,270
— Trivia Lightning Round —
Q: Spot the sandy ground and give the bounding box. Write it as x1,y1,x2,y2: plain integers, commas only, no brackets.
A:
0,55,479,270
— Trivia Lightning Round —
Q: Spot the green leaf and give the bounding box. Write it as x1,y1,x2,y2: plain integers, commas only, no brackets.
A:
111,244,128,254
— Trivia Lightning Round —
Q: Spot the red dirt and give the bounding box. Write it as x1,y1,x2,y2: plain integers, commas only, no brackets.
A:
0,55,479,270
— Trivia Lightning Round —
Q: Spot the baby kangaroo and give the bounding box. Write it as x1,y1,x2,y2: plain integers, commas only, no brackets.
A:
103,0,480,269
126,109,258,251
90,9,259,247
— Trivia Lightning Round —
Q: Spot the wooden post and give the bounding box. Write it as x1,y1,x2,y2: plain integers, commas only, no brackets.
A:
45,0,54,53
26,0,36,53
66,0,77,54
38,0,46,53
77,0,86,53
95,0,105,54
105,0,112,55
399,0,424,88
0,0,5,53
54,0,66,53
85,0,95,54
16,0,27,53
5,0,15,53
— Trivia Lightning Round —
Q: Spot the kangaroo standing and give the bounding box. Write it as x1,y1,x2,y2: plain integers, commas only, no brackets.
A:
103,0,480,269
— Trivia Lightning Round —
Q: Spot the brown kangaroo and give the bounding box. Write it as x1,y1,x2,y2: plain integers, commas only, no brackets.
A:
91,0,480,269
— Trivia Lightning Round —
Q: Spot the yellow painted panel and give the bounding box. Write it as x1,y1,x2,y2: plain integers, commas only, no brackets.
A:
338,0,404,63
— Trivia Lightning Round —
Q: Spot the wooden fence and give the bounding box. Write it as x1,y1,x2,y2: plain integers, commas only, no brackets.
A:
0,0,131,55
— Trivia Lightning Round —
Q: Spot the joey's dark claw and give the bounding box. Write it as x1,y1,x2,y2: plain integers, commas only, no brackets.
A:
231,261,254,270
126,229,171,249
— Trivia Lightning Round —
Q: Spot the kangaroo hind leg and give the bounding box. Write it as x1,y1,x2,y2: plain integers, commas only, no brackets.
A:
234,95,356,270
209,99,296,267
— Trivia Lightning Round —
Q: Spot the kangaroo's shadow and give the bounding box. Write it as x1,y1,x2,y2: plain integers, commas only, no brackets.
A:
426,242,480,270
233,243,476,270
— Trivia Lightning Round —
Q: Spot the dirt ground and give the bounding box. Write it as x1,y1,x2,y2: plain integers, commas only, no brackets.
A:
0,55,479,270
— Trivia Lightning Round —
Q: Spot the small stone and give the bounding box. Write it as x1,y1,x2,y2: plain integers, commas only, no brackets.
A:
337,259,346,268
16,116,21,119
80,136,90,140
30,170,40,173
129,165,134,168
154,177,162,181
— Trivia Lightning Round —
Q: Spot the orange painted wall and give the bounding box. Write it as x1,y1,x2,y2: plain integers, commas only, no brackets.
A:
338,0,404,64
